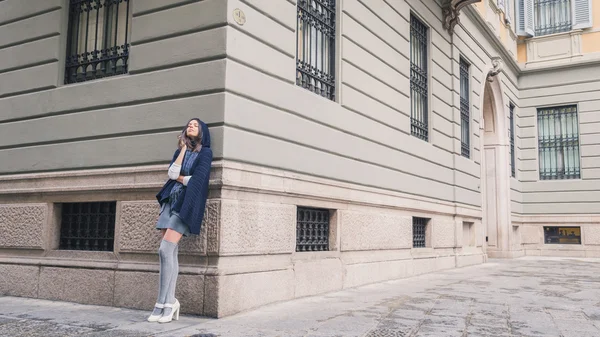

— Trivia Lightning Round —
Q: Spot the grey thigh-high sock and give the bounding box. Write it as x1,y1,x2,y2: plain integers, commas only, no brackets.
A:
167,244,179,303
156,239,178,311
163,244,180,317
151,245,166,317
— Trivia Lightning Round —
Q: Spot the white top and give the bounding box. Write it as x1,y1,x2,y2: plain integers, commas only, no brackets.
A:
168,163,191,186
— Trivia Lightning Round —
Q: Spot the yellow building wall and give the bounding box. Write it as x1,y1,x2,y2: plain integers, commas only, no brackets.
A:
472,0,600,63
593,0,600,29
514,0,600,64
582,32,600,54
475,1,486,18
582,0,600,54
472,1,517,61
517,43,527,63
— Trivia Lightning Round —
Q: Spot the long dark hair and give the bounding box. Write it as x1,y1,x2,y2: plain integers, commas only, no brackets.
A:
178,118,202,152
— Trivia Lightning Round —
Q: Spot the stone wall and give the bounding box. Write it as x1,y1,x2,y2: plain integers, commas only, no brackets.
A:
518,215,600,258
0,162,487,317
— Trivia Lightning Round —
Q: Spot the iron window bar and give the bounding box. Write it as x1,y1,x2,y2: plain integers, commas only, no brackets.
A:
410,14,429,141
509,103,516,177
296,0,336,100
296,207,330,252
460,58,470,158
65,0,130,84
537,105,580,180
412,217,428,248
59,202,116,251
534,0,572,36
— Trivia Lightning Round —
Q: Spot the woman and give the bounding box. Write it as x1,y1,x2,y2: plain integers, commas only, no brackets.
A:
147,118,213,323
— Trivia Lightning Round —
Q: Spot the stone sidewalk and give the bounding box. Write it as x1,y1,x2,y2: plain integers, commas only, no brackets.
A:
1,256,600,337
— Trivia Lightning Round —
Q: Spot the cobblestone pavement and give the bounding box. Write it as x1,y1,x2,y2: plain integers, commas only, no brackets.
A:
1,257,600,337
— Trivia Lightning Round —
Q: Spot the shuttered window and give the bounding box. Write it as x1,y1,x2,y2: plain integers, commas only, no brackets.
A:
517,0,592,36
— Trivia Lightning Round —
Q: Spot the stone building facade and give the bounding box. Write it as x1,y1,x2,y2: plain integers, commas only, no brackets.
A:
0,0,599,317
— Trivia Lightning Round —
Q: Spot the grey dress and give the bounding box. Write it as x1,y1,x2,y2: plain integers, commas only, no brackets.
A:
155,150,199,236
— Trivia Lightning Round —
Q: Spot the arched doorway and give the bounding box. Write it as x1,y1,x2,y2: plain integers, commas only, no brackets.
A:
480,75,514,258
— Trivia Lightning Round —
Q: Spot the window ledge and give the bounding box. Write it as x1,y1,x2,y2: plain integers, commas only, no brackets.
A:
527,29,583,41
45,250,118,261
292,250,340,261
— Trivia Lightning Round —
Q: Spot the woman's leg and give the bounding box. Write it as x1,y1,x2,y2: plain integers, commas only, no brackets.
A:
148,229,171,320
159,229,183,320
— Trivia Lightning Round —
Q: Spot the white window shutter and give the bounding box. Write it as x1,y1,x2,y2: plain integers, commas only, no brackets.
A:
572,0,593,29
516,0,535,36
506,0,513,24
525,0,535,36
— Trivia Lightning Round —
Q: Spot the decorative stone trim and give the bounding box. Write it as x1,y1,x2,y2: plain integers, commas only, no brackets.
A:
442,0,482,34
525,30,584,66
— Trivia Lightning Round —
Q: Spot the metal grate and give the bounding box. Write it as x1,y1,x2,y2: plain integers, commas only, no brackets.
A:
65,0,130,84
537,105,580,180
534,0,571,36
296,207,329,252
410,14,429,141
59,202,116,251
459,57,470,158
412,217,428,248
296,0,336,100
509,103,516,178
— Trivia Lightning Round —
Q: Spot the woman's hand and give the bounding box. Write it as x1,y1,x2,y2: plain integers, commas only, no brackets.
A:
176,175,185,184
173,140,187,166
178,136,187,150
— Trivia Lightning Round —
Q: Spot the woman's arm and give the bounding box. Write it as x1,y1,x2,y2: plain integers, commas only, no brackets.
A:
175,175,191,185
173,144,186,165
168,145,187,180
168,164,181,180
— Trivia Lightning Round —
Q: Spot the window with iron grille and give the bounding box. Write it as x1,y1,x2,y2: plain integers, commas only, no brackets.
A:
537,105,580,180
410,14,429,141
296,207,329,252
459,57,470,158
412,217,428,248
509,103,516,177
59,202,116,251
296,0,336,101
534,0,571,36
65,0,131,84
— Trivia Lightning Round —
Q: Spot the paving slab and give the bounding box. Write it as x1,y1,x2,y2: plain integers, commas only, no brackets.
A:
1,256,600,337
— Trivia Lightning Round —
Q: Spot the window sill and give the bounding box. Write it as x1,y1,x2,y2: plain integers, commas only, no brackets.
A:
526,29,583,40
45,250,118,261
292,250,340,261
411,247,434,256
537,178,582,182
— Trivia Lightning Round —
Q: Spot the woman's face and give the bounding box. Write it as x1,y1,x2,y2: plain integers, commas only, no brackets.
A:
186,120,199,138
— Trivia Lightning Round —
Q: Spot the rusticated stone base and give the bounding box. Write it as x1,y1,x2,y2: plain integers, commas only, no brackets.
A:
114,271,205,314
38,267,115,306
0,161,492,318
0,264,39,298
0,204,47,249
0,263,206,315
119,200,220,255
517,217,600,258
205,269,295,318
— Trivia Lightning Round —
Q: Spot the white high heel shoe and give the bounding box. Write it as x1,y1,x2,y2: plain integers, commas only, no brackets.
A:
147,303,164,322
158,299,180,323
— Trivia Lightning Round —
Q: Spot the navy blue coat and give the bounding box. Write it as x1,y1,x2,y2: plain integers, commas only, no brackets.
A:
156,121,213,235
